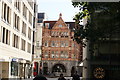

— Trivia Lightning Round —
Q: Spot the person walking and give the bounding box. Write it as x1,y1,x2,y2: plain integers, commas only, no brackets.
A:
72,71,80,80
58,73,66,80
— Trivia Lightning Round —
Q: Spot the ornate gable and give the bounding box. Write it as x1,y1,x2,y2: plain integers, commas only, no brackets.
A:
53,13,68,29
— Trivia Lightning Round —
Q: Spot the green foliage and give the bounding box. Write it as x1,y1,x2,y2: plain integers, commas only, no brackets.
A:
72,2,120,46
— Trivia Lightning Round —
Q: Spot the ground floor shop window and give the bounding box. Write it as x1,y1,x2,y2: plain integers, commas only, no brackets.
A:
11,61,18,76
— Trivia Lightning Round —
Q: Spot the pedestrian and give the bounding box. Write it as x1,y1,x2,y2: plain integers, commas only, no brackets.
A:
72,71,80,80
33,75,47,80
58,73,66,80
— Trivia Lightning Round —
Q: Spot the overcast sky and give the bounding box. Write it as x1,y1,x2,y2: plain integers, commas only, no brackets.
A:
37,0,79,22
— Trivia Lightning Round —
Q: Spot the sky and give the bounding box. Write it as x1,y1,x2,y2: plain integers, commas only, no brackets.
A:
37,0,79,22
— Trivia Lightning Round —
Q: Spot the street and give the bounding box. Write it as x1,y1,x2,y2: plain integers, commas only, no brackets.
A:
23,77,82,80
23,77,72,80
47,77,73,80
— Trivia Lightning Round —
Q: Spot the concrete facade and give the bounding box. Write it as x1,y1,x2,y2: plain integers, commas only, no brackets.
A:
0,0,37,79
33,13,46,76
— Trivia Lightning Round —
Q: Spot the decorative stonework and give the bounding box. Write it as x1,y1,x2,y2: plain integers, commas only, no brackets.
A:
42,14,82,76
93,67,105,79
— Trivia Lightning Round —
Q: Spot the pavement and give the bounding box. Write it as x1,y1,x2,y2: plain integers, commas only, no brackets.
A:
0,77,82,80
47,77,72,80
23,77,81,80
22,77,58,80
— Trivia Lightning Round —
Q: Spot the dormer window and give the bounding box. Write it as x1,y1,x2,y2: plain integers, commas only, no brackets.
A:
58,24,62,27
45,23,49,28
66,24,70,27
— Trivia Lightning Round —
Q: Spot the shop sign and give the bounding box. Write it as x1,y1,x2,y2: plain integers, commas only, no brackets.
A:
12,58,17,61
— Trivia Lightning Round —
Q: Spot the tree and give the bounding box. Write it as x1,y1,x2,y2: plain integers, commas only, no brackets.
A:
72,1,120,47
72,1,120,79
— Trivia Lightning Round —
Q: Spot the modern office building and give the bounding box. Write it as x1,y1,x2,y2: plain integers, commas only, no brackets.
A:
41,13,82,76
0,0,37,79
79,4,120,80
88,16,120,80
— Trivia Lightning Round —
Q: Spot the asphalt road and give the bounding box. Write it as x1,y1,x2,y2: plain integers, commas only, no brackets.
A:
23,77,73,80
23,77,83,80
47,77,72,80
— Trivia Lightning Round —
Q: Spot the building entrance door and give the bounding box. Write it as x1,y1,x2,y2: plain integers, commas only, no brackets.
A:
52,64,66,76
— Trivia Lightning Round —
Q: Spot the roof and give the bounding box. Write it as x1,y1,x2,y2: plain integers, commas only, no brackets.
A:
44,21,57,29
43,21,75,30
65,22,75,30
43,13,75,30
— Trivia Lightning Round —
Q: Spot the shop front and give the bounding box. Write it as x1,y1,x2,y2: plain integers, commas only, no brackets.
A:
11,60,18,77
11,58,32,79
0,57,32,79
18,59,32,79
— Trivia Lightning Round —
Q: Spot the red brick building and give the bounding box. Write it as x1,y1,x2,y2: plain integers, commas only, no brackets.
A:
41,14,82,76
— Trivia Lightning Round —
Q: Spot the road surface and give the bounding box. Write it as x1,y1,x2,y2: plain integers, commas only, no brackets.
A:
24,77,73,80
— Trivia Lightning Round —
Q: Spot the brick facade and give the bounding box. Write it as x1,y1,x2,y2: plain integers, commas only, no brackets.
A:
41,14,82,76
